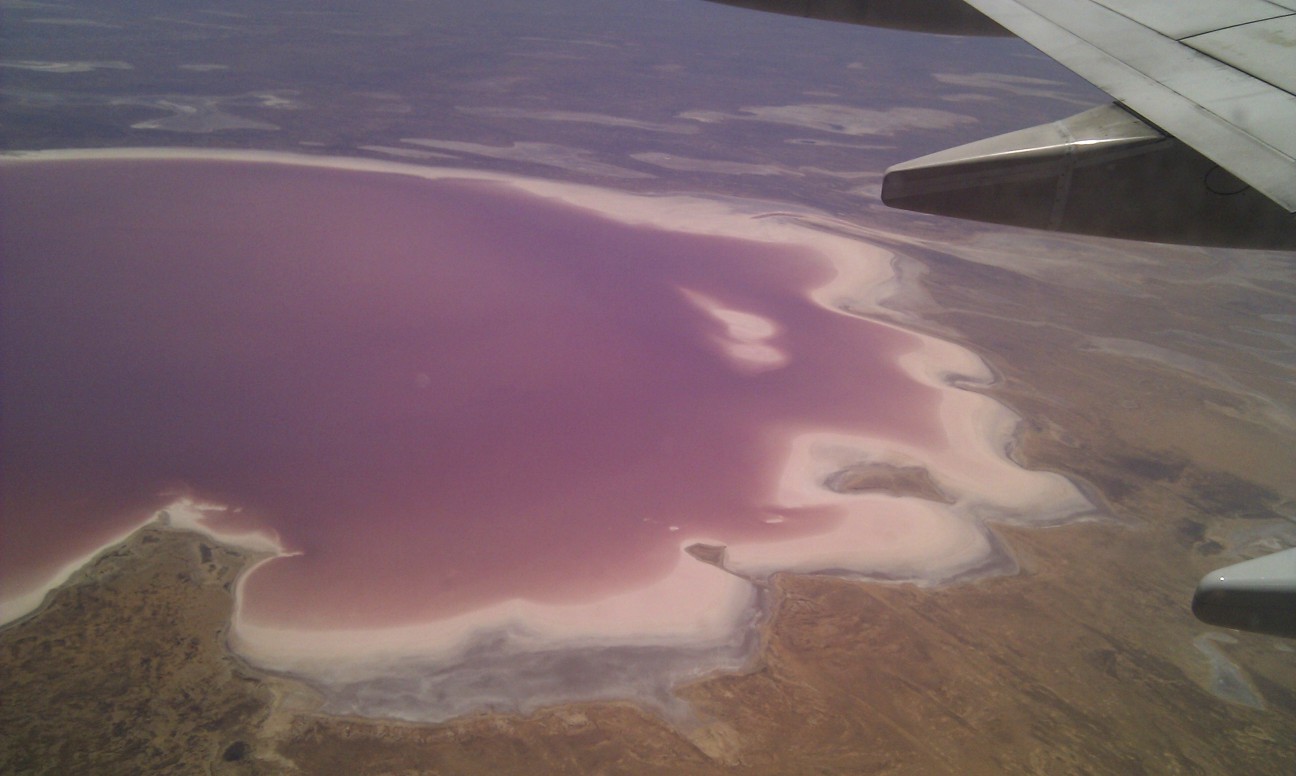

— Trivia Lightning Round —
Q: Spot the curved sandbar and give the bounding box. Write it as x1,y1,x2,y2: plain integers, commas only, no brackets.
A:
0,148,1093,720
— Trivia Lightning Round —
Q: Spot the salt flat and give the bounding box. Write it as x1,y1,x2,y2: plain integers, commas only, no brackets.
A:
1,150,1090,720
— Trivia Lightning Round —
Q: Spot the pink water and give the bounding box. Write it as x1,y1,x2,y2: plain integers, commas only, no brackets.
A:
0,158,940,629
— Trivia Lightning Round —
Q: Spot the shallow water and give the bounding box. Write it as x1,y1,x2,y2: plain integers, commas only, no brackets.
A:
1,157,939,631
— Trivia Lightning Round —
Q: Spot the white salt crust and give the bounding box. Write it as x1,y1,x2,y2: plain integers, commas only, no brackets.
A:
0,149,1095,718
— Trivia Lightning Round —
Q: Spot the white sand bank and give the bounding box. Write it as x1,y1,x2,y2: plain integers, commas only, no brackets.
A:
231,545,757,676
2,148,1095,721
679,288,789,373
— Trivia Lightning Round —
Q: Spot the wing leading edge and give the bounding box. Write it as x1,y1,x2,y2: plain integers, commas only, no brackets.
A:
706,0,1296,248
952,0,1296,213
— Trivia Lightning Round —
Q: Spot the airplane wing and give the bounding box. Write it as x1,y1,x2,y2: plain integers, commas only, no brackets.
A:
944,0,1296,213
705,0,1296,635
1193,548,1296,638
707,0,1296,248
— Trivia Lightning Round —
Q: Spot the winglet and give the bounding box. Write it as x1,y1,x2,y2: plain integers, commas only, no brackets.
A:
1193,548,1296,638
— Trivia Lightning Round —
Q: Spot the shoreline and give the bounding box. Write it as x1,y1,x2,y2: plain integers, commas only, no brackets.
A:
2,147,1096,725
0,497,289,629
3,148,1293,773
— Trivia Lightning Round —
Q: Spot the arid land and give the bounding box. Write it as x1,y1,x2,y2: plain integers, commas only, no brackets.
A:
3,227,1294,775
5,1,1294,772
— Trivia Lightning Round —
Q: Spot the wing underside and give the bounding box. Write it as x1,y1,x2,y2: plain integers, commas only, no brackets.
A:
708,0,1296,248
904,0,1296,248
954,0,1296,213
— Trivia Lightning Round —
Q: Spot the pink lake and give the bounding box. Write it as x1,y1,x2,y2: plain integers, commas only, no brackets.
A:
0,155,937,620
0,152,1090,719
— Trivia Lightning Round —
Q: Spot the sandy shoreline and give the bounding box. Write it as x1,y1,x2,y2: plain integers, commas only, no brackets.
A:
3,150,1294,774
2,147,1095,723
0,497,286,628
